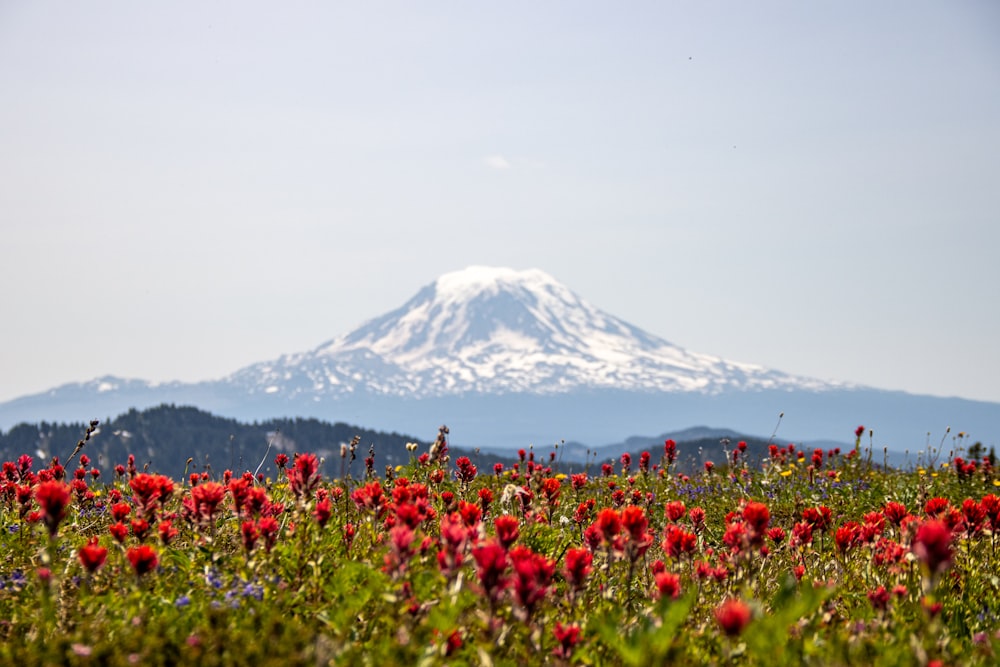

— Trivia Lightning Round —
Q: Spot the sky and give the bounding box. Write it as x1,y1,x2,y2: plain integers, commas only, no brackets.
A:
2,2,999,405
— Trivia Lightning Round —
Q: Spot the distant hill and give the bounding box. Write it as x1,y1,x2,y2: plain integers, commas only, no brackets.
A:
0,404,441,481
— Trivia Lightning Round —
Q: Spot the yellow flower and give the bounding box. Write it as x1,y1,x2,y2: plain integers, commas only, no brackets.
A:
992,479,1000,487
780,470,793,477
917,469,926,476
555,473,567,481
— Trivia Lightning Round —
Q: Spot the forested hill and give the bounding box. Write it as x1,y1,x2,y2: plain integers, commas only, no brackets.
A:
0,404,434,481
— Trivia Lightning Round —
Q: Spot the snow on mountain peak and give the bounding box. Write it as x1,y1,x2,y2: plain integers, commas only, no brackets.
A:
226,266,842,399
433,266,559,301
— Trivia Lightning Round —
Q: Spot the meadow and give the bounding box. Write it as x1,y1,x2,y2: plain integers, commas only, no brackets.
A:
1,423,997,666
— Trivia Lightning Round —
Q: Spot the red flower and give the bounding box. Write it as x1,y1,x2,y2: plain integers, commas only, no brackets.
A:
313,497,332,528
478,487,493,513
472,540,509,606
240,520,259,553
444,630,462,657
664,501,686,523
494,515,520,549
834,521,861,554
35,480,71,537
743,502,770,536
715,598,752,637
981,494,1000,530
541,477,561,505
128,473,174,518
962,498,986,534
78,537,107,574
110,502,132,522
662,525,698,559
594,508,622,545
552,622,581,659
867,585,890,611
254,516,278,552
126,545,159,577
689,506,706,531
458,500,482,529
454,456,477,484
723,521,747,553
109,522,128,543
351,481,386,518
924,497,950,517
663,439,677,465
287,453,321,499
791,521,814,547
509,545,555,618
912,519,953,575
130,518,151,542
190,482,227,526
621,506,649,542
158,520,178,545
802,506,832,532
563,547,593,591
654,571,682,600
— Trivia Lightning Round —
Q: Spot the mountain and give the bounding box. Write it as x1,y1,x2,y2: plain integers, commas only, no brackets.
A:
1,267,998,452
224,266,840,398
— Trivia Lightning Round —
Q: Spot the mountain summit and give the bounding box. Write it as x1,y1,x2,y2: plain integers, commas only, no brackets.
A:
225,266,838,399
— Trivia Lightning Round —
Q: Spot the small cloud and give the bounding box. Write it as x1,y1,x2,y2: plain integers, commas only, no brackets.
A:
484,155,511,169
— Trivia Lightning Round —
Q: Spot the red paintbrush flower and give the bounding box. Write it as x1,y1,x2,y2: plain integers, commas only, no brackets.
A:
912,519,953,575
654,571,682,600
109,522,128,543
313,497,332,528
552,622,581,659
494,515,520,550
715,598,752,637
594,508,622,545
743,502,771,540
190,482,227,526
563,547,593,591
802,506,832,532
510,545,555,619
126,544,159,577
35,480,71,537
78,537,107,574
664,501,686,523
158,519,178,546
129,473,174,518
288,453,321,499
258,516,279,553
472,539,509,607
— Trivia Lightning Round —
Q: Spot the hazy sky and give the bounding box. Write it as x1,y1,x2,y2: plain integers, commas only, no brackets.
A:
2,2,999,405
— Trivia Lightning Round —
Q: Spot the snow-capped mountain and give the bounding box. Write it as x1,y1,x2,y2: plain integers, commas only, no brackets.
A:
2,266,997,451
224,266,840,399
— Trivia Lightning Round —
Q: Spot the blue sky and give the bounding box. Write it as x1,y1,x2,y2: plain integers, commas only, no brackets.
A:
2,2,999,404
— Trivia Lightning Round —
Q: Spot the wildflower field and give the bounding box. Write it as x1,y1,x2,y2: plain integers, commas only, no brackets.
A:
2,423,999,666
